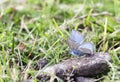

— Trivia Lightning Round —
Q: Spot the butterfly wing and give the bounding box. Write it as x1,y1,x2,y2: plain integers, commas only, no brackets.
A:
78,42,95,54
68,30,95,56
68,30,85,56
70,30,84,44
67,39,80,50
68,38,85,56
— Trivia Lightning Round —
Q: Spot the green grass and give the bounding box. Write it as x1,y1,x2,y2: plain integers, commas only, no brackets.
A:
0,0,120,82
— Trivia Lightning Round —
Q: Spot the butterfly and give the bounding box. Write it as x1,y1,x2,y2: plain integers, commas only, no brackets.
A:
67,30,95,56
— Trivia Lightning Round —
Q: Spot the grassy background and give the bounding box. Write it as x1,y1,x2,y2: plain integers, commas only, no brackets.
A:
0,0,120,82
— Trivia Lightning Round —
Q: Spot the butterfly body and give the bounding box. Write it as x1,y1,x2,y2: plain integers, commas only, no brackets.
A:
68,30,95,56
70,49,85,56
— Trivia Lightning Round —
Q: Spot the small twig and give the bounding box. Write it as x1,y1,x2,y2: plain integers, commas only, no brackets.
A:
19,16,34,40
27,17,40,24
28,38,37,57
22,61,32,80
78,12,112,19
114,47,120,52
60,12,112,30
94,76,104,82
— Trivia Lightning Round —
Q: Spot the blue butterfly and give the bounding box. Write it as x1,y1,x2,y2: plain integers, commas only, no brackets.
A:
67,30,95,56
